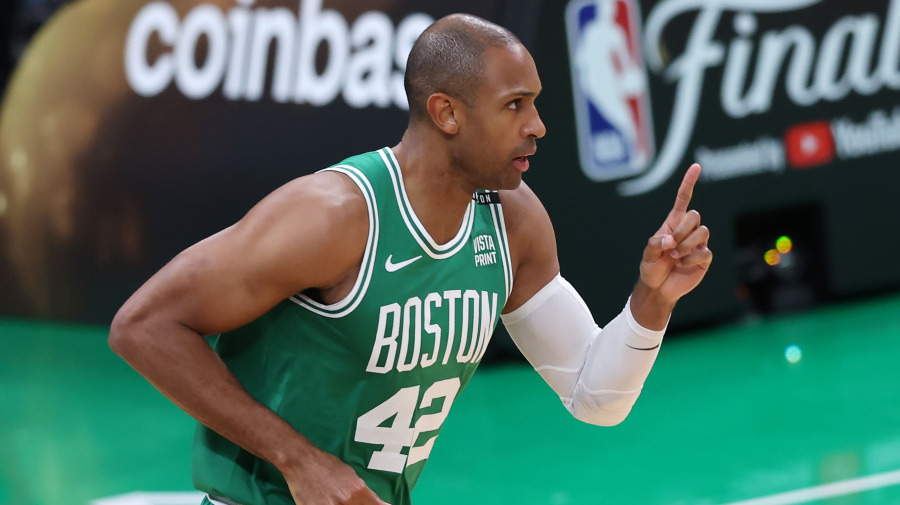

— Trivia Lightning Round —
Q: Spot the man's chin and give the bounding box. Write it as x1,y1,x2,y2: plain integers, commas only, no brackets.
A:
482,177,522,192
502,173,524,191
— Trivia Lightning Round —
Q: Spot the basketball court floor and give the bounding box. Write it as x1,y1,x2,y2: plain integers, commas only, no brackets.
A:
2,292,899,505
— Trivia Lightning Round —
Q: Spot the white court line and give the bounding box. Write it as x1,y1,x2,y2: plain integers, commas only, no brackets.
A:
91,492,205,505
718,468,900,505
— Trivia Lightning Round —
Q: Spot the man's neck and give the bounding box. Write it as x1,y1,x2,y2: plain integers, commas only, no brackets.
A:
392,130,475,245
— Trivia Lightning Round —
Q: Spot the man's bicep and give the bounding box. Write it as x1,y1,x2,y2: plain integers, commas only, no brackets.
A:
140,227,297,336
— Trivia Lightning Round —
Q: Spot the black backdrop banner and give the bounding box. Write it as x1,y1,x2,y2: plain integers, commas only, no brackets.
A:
1,0,899,329
0,0,521,322
535,0,900,327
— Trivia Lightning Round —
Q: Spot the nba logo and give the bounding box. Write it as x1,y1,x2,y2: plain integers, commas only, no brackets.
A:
565,0,655,181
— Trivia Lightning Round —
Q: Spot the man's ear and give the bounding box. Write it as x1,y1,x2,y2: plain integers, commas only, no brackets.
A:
427,93,461,135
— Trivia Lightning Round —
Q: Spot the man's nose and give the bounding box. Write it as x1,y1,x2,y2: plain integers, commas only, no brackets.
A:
524,110,547,139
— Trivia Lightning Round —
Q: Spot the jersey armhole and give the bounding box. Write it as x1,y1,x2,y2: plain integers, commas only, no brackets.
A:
289,166,379,318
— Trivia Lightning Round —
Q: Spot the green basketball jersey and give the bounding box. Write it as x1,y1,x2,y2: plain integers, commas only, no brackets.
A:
192,147,513,505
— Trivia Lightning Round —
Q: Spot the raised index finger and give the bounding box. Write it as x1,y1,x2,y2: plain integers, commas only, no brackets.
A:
672,163,701,214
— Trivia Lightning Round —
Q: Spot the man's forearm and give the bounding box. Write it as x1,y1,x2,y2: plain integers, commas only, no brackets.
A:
629,279,677,331
502,275,666,426
108,314,317,472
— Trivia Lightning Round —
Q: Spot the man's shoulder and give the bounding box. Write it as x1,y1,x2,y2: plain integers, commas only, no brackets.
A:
236,169,369,289
248,167,369,248
275,170,369,221
498,181,550,234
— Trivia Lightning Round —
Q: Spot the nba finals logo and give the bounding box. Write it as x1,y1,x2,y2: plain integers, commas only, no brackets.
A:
565,0,654,182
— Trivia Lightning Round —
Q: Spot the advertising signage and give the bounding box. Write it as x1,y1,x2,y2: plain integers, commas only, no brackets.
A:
1,0,898,330
0,0,514,322
537,0,900,325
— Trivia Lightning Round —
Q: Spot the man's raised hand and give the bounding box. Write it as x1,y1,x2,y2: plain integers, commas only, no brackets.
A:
639,163,713,303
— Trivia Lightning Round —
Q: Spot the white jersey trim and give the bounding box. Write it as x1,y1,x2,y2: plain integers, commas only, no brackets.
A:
206,495,241,505
289,165,378,318
491,200,514,300
380,147,475,259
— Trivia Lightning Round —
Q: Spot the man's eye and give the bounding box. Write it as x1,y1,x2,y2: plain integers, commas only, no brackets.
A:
508,99,521,110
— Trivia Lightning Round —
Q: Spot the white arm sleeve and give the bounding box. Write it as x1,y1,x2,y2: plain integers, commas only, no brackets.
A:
501,274,667,426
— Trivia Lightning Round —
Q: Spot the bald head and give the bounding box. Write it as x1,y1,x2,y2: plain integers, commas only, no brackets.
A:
404,14,521,120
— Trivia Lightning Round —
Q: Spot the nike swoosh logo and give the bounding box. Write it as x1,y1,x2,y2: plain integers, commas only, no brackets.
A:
385,254,423,272
626,343,661,351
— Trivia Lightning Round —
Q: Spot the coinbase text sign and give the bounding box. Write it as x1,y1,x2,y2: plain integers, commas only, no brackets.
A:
124,0,433,109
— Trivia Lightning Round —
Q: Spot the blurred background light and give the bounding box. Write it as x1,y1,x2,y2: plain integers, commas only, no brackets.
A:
785,344,802,364
776,235,793,254
764,249,781,266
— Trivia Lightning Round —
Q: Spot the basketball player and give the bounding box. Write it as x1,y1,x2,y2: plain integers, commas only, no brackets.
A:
109,13,711,505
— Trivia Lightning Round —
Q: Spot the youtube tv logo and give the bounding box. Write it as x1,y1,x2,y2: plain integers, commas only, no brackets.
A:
784,121,835,169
